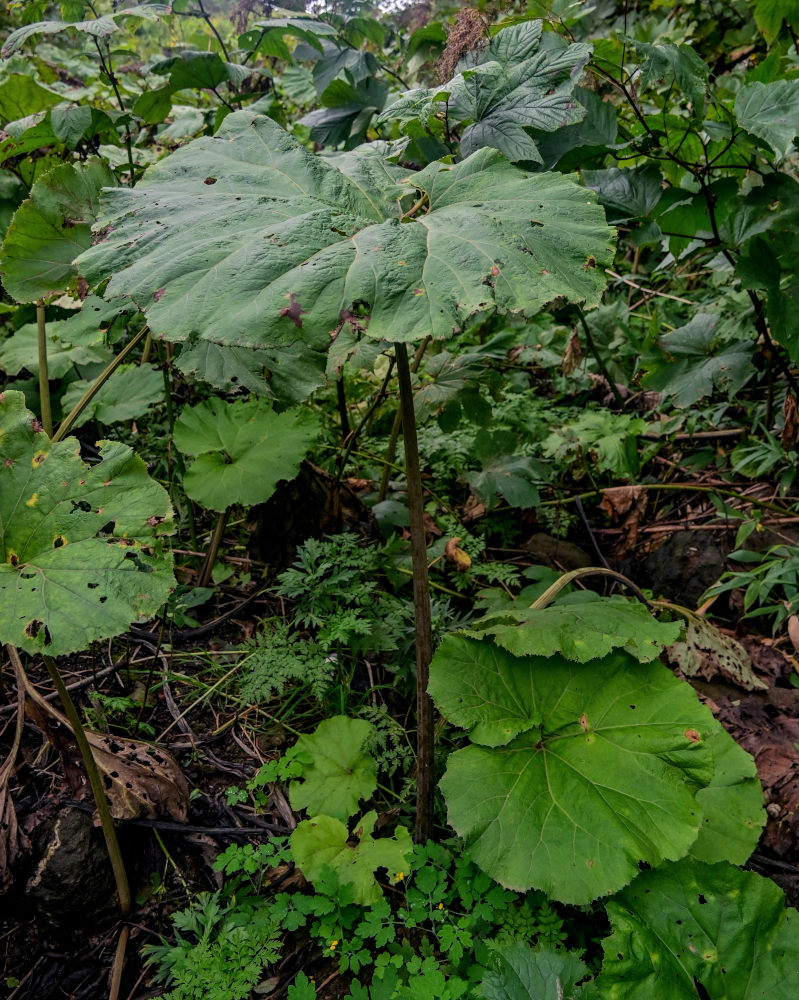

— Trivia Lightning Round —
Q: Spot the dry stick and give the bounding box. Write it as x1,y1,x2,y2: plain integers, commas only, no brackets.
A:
575,306,625,409
395,342,434,844
198,508,229,588
36,301,52,436
378,337,430,502
108,925,130,1000
54,326,149,442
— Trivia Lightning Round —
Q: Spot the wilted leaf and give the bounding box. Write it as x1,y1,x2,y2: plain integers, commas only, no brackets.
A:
468,593,682,663
0,390,175,656
444,537,471,572
597,859,799,998
289,716,377,823
87,731,189,821
667,618,768,691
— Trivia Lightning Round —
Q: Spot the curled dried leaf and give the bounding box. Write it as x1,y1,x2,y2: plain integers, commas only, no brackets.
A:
444,536,472,572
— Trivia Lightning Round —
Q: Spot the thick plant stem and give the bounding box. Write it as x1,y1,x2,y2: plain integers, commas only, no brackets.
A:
19,649,131,914
54,326,149,442
378,337,430,502
198,509,229,588
395,342,435,844
36,302,52,437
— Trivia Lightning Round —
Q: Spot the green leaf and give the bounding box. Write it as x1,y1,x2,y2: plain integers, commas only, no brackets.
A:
752,0,799,43
0,390,174,656
289,716,378,823
1,5,168,57
0,317,111,378
78,111,614,349
59,364,163,429
0,160,116,302
468,429,545,509
467,594,682,663
690,729,765,865
431,636,717,902
632,41,709,116
640,313,754,407
582,164,664,223
482,944,588,1000
173,397,319,512
0,74,63,121
290,811,413,905
735,80,799,162
597,859,799,998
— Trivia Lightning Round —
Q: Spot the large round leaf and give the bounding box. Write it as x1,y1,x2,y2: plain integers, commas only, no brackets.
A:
172,397,320,512
0,390,174,655
0,159,116,302
597,858,799,998
430,635,728,903
77,110,614,349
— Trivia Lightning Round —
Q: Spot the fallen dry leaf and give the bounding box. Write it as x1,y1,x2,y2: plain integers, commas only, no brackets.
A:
788,615,799,655
668,619,768,691
599,485,647,554
444,537,471,572
561,329,582,376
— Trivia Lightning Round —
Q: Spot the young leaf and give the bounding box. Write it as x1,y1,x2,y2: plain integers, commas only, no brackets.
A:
59,364,163,429
431,636,719,902
0,390,174,656
172,398,320,512
289,716,378,823
482,944,588,1000
290,811,412,905
467,594,682,663
597,859,799,998
0,160,116,302
78,110,614,350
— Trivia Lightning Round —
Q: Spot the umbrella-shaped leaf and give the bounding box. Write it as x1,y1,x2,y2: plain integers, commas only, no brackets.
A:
172,397,320,512
77,110,613,351
0,390,174,656
597,859,799,998
289,716,377,822
290,810,412,905
430,635,727,902
0,159,116,302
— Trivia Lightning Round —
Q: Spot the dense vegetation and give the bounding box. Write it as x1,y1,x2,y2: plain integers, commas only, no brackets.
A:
3,0,799,997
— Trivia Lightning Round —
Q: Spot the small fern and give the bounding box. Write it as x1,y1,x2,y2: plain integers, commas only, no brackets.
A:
239,622,333,704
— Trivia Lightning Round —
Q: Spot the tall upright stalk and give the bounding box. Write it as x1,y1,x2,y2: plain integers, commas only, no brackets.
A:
394,342,434,843
36,301,52,436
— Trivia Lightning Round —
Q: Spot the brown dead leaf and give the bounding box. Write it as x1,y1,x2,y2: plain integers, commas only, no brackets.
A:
561,329,581,376
788,615,799,655
462,494,486,524
18,663,189,823
87,732,189,822
782,392,798,450
668,619,768,691
599,485,647,555
444,537,472,572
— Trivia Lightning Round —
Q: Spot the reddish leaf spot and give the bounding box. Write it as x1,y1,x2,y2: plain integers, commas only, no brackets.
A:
489,264,500,277
584,255,597,269
4,458,13,467
279,292,307,328
580,713,589,732
31,418,43,433
587,858,594,868
153,287,166,302
685,729,701,743
204,176,217,185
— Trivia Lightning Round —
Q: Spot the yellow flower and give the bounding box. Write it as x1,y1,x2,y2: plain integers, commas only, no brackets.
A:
394,872,404,882
438,902,444,910
329,940,339,951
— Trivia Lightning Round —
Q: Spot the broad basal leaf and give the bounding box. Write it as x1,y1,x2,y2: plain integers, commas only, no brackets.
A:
172,397,320,512
290,811,412,905
482,944,588,1000
0,159,116,302
59,364,163,429
78,110,613,349
735,80,799,162
431,636,719,902
0,317,111,378
289,716,377,823
690,728,764,866
467,594,682,663
0,390,174,656
597,859,799,998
